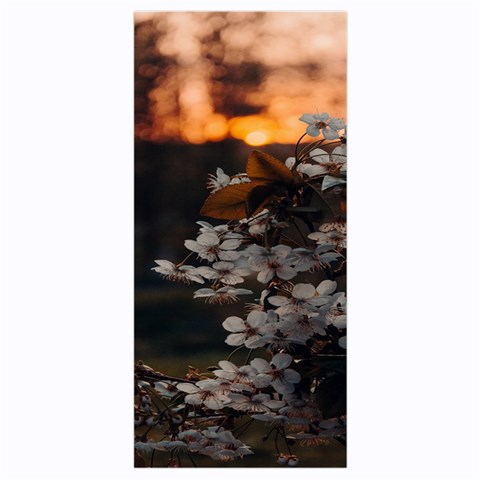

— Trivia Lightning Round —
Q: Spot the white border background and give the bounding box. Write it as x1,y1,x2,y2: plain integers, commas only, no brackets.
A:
1,1,479,479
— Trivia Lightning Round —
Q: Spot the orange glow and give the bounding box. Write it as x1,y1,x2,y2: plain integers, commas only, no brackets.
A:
203,114,228,141
245,131,269,146
229,115,278,143
135,12,346,145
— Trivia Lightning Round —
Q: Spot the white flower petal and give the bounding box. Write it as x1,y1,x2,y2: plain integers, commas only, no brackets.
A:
228,393,249,403
220,239,241,250
244,335,262,349
298,113,317,124
184,393,203,405
196,266,217,279
316,280,337,296
247,310,267,328
177,383,199,394
283,368,301,383
272,352,293,369
322,175,346,191
306,124,320,137
197,232,220,246
329,118,345,130
309,148,329,162
292,283,316,300
285,157,295,169
322,128,339,139
204,397,225,411
257,269,274,283
264,399,286,410
218,360,238,373
222,316,245,332
184,239,202,253
250,358,271,373
276,265,298,280
271,379,295,394
225,333,246,346
252,374,272,388
218,250,240,261
267,295,289,307
332,315,347,329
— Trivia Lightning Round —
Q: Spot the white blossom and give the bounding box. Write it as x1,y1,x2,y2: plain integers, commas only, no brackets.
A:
213,360,258,392
268,283,331,315
152,260,204,284
277,312,327,340
299,113,345,139
245,244,297,283
227,392,285,413
176,380,229,410
222,310,270,348
207,167,231,192
193,286,253,304
185,232,241,262
196,261,251,285
251,353,301,394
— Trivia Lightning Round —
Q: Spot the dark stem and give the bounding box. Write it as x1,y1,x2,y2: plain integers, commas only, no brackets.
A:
227,345,245,362
294,132,308,166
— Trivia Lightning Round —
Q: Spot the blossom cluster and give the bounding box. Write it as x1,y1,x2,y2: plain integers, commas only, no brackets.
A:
136,112,347,467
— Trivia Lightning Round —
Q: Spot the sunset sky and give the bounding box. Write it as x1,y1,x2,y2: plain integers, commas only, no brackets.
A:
135,12,346,145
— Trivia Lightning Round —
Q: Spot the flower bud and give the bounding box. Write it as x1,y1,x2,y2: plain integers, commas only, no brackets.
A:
276,454,288,465
170,414,183,425
287,455,299,467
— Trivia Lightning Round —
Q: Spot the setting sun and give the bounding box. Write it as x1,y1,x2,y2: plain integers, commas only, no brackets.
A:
245,131,269,146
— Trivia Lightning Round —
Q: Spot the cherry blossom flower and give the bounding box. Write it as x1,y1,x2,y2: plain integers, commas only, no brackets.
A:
177,429,205,452
152,260,204,284
135,440,165,453
185,232,242,262
277,312,327,340
222,310,270,348
245,244,297,283
227,392,285,413
280,393,322,424
251,353,301,394
207,167,231,192
153,381,177,398
287,455,300,467
285,156,296,169
299,113,345,139
294,417,346,446
193,286,253,304
247,332,306,352
176,380,230,410
196,221,244,240
324,291,347,328
268,283,331,315
228,174,251,185
196,261,251,286
291,245,343,272
308,222,347,250
155,440,188,452
297,146,346,179
201,428,253,461
213,360,258,392
241,209,288,236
